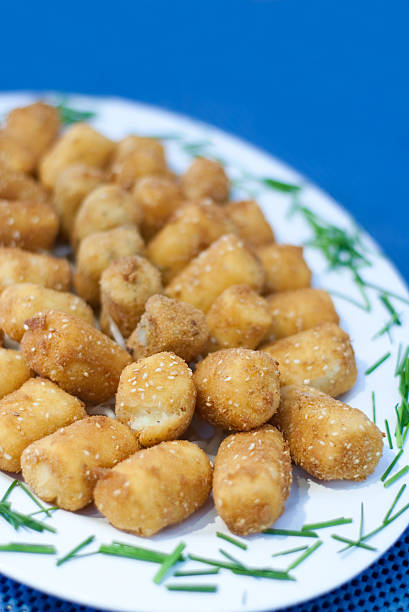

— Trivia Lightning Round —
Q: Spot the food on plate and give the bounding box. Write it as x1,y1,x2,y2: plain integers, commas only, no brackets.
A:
116,352,196,446
256,243,312,293
0,133,36,173
21,415,138,510
224,199,275,247
0,200,59,251
213,425,292,535
53,164,106,238
262,322,357,397
181,157,229,202
165,234,265,312
265,288,340,340
100,255,162,339
127,294,209,362
206,284,273,351
111,136,167,189
0,283,94,342
73,226,144,306
72,184,143,248
94,440,212,536
133,174,183,240
0,378,85,472
146,201,235,284
0,247,71,294
21,310,131,403
0,348,32,399
0,166,48,202
4,101,60,162
194,347,280,431
273,385,383,480
39,123,115,189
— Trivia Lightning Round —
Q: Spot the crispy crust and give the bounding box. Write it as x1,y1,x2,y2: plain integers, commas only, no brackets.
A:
94,440,212,536
194,348,280,431
181,157,229,202
213,425,292,535
133,174,183,240
0,200,58,251
0,247,71,294
0,348,32,400
4,102,60,161
256,243,312,293
273,385,383,480
224,199,275,247
111,136,167,189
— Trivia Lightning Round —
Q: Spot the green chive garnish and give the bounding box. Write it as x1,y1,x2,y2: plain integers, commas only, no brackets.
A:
188,553,241,571
302,518,352,531
0,543,56,554
166,584,217,593
56,101,96,126
372,392,376,423
30,506,59,517
365,353,391,375
231,567,295,581
359,503,364,539
216,531,247,550
262,178,301,193
385,420,393,449
363,283,409,307
383,465,409,488
286,540,322,570
153,542,185,584
219,548,246,568
332,535,376,552
263,528,318,538
56,535,95,567
272,545,309,558
99,542,178,564
395,344,403,375
1,480,18,503
173,569,220,577
383,484,406,523
381,450,403,482
18,482,52,518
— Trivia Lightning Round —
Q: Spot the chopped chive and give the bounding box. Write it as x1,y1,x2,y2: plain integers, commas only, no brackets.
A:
395,344,403,376
385,420,393,449
261,177,301,193
272,545,308,558
365,353,391,375
166,584,217,593
188,553,241,571
381,450,403,482
329,290,370,311
1,480,18,503
363,283,409,307
56,535,95,567
383,465,409,488
332,535,377,552
286,540,322,571
29,506,59,517
173,569,220,577
153,542,185,584
359,503,364,540
231,567,295,581
0,543,56,554
56,102,96,126
216,531,247,550
383,484,406,523
386,501,409,523
99,543,173,564
372,392,376,423
302,518,352,531
0,502,56,533
219,548,246,568
18,482,52,518
263,528,318,538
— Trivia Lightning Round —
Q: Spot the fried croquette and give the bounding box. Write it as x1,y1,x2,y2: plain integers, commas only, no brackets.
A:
116,352,195,446
0,283,94,342
206,284,273,351
73,226,144,306
0,132,36,174
146,201,236,284
111,136,167,190
262,322,357,397
4,101,60,161
0,200,59,251
94,440,212,536
127,294,209,362
0,348,32,400
194,348,280,431
100,255,162,339
181,157,229,203
21,310,131,403
213,425,292,535
133,174,183,240
0,166,48,202
273,385,383,480
0,378,85,472
256,244,312,293
265,288,340,340
21,416,138,510
165,234,265,313
0,247,71,294
224,199,275,247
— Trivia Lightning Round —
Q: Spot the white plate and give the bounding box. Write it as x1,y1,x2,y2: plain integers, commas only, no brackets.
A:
0,92,408,612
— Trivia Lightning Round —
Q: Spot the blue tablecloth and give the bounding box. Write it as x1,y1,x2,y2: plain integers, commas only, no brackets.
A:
0,0,408,609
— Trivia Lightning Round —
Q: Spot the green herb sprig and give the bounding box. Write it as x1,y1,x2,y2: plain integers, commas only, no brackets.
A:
56,101,96,126
57,535,95,567
0,480,56,533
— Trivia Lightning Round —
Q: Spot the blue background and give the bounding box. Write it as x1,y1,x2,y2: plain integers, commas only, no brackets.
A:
1,0,408,279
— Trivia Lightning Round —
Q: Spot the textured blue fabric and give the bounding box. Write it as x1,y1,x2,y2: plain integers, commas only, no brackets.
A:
0,528,408,611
